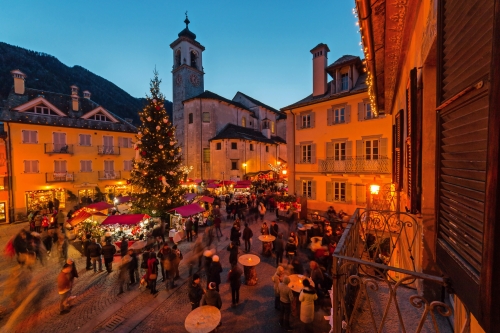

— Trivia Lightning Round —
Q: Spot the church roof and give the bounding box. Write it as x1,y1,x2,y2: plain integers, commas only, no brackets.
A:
210,123,285,145
183,90,255,115
178,27,196,40
234,92,286,119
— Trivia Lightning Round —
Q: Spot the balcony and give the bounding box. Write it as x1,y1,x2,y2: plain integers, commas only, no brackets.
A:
330,208,458,333
46,172,74,183
44,143,73,155
98,171,121,180
319,156,391,174
97,146,120,155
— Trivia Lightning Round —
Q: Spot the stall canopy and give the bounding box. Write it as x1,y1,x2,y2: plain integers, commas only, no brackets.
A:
198,196,214,204
101,214,150,226
194,179,203,184
237,180,252,186
234,184,250,189
184,193,197,201
220,180,235,185
169,203,205,217
206,179,217,183
75,201,114,215
115,196,134,204
68,211,107,227
207,183,221,189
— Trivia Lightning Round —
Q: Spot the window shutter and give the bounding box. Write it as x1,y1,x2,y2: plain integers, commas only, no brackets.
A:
407,68,418,213
345,105,351,123
356,140,363,158
310,112,315,128
326,181,333,202
295,116,301,130
394,111,404,190
295,145,301,164
311,144,317,163
118,137,123,147
80,160,85,172
346,141,353,158
22,130,28,143
327,108,333,126
295,180,302,196
24,160,30,173
33,161,39,173
32,131,38,144
86,135,91,146
311,181,316,200
326,142,334,158
358,102,365,121
380,138,388,157
345,182,352,204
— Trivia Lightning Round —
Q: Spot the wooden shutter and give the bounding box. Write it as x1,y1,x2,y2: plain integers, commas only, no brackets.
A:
327,108,333,125
356,140,363,158
24,160,31,173
22,130,29,143
310,112,315,128
358,102,365,121
345,182,352,204
104,160,114,172
406,68,418,213
394,111,404,190
311,144,316,163
295,145,301,164
54,160,67,173
345,141,352,158
326,142,334,158
345,105,351,123
380,138,388,158
326,181,333,202
295,180,302,196
295,115,301,130
311,181,316,200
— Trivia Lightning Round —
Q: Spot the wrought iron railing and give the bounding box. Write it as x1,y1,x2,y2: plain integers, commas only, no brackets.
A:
319,156,391,174
97,146,120,155
98,171,121,180
330,209,468,333
44,143,73,154
46,172,74,183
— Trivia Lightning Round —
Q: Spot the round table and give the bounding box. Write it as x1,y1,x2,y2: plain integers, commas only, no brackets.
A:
288,274,315,317
185,305,221,333
238,254,260,286
258,235,276,256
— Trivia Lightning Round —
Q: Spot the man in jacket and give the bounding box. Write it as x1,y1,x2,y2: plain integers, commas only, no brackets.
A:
87,238,103,273
56,209,66,232
188,273,205,310
127,249,138,284
57,263,76,314
270,220,279,250
279,276,294,331
202,282,223,322
207,255,222,291
157,244,170,282
83,234,92,270
101,240,116,273
227,263,242,307
242,223,253,253
185,218,193,242
274,233,285,267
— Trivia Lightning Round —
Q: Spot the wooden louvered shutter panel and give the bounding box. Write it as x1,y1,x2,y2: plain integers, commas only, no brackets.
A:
358,102,365,121
436,0,494,323
295,145,301,164
406,68,417,214
326,181,333,202
394,111,404,190
327,108,333,126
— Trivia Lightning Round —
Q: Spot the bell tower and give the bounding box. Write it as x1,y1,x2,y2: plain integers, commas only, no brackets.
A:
170,14,205,157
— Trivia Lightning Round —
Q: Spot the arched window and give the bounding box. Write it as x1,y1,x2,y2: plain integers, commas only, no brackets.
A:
175,50,181,68
188,113,193,124
190,51,198,69
241,117,246,127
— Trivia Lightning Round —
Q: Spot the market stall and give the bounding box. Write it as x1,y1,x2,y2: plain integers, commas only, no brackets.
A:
168,203,206,243
275,195,301,222
101,214,151,250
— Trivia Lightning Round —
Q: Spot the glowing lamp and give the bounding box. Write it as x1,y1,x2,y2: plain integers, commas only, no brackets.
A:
370,184,380,195
282,170,287,175
242,163,247,167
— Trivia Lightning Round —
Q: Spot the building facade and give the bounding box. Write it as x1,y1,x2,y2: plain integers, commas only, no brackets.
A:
170,17,286,180
282,45,392,215
1,70,137,221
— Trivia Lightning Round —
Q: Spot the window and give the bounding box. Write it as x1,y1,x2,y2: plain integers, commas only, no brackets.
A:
216,142,222,150
302,145,311,163
334,181,346,202
103,136,113,148
265,146,269,152
175,49,181,67
93,113,110,122
341,73,349,91
302,180,312,198
241,117,246,127
119,137,132,148
231,161,238,170
365,139,379,160
203,148,210,163
24,160,39,173
249,143,254,151
53,132,67,151
188,113,193,124
190,50,198,68
79,134,91,146
334,108,345,124
54,160,67,173
271,121,275,133
231,142,237,150
334,142,346,161
262,120,270,129
124,160,133,171
32,106,57,115
22,130,38,144
365,103,373,119
80,160,92,172
104,160,115,172
301,114,311,128
202,112,210,123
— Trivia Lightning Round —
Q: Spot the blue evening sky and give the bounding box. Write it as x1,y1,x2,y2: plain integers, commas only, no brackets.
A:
1,1,362,109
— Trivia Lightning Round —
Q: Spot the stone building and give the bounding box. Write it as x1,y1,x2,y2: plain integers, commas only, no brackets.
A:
170,16,286,180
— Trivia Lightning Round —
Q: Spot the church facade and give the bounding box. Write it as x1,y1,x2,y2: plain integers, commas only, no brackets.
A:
170,17,286,180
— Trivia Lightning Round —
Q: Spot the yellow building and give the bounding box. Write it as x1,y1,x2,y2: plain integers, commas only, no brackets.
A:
282,49,392,216
1,70,137,221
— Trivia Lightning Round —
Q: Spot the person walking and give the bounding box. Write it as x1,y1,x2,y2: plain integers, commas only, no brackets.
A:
188,273,205,310
57,263,76,315
207,255,222,291
127,249,138,285
272,266,285,310
157,244,169,282
120,237,128,258
279,276,294,331
185,218,193,242
147,252,159,294
87,238,103,273
56,209,66,232
227,241,239,266
164,247,177,291
285,237,297,264
299,279,318,333
83,234,92,270
258,202,266,222
274,233,285,267
34,213,42,233
227,263,242,307
261,222,269,235
117,255,130,295
101,240,116,273
213,215,223,240
242,223,253,253
202,282,223,327
172,244,183,280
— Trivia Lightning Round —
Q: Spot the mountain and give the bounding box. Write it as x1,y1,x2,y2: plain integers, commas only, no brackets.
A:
0,42,173,124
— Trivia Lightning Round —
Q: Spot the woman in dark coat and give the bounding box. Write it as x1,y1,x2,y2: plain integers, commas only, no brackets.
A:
147,252,159,294
230,223,241,246
227,241,239,266
207,255,223,291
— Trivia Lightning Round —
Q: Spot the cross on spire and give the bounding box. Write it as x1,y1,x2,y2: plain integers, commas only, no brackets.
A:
184,11,190,28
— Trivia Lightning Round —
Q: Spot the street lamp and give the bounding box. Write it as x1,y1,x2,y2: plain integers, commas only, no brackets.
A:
242,163,247,177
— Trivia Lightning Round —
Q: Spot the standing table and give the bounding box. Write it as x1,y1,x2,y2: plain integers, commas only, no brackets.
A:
238,254,260,286
184,305,221,333
288,274,315,317
258,235,276,256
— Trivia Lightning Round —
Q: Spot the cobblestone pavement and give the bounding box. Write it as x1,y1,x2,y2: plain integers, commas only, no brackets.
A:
0,213,332,333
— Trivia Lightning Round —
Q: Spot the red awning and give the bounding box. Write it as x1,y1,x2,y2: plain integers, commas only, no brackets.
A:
194,179,203,184
68,211,92,227
234,184,250,189
220,180,235,185
184,193,197,201
169,203,205,217
101,214,150,226
207,183,221,189
115,196,134,204
198,196,214,204
206,179,217,183
237,180,252,185
84,201,114,211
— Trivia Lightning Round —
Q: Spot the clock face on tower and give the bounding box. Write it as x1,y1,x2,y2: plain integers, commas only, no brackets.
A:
189,73,200,87
175,74,182,86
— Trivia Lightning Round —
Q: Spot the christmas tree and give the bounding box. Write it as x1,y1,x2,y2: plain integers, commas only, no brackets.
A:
130,71,186,217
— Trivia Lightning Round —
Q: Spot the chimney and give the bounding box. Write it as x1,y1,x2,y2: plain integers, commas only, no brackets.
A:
310,43,330,97
83,90,91,99
70,85,79,111
11,69,27,95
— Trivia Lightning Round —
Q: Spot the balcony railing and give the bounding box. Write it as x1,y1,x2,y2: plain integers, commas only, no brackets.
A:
98,171,121,180
44,143,73,154
319,156,391,174
97,146,120,155
330,209,463,333
46,172,74,183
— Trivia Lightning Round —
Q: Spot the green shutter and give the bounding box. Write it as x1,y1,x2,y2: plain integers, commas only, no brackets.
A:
356,140,363,158
296,115,301,130
326,181,333,202
295,180,302,196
